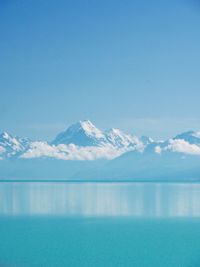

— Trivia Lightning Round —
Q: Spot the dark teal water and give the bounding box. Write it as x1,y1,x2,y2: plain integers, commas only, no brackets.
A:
1,182,200,267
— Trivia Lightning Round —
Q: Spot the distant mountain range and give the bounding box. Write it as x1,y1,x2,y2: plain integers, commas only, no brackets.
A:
1,120,200,180
0,120,149,160
1,120,200,161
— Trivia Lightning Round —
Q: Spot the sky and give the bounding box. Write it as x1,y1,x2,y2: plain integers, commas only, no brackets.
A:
0,0,200,141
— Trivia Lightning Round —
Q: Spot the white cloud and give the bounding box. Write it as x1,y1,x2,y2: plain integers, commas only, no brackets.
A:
192,131,200,138
21,142,130,161
165,139,200,155
155,146,162,154
21,142,68,160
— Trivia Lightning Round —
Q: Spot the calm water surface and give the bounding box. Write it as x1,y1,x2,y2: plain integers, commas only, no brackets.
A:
0,182,200,266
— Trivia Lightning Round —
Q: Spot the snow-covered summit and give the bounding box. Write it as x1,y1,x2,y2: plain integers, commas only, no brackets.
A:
0,121,148,160
52,120,143,150
23,120,145,160
2,121,200,161
52,120,106,146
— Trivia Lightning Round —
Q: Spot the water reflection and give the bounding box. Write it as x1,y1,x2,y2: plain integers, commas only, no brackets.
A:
0,182,200,217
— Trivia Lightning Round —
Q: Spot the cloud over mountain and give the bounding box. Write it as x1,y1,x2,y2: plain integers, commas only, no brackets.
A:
1,120,200,161
21,120,143,160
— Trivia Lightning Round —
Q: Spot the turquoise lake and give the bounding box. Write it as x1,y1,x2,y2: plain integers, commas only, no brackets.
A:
1,182,200,266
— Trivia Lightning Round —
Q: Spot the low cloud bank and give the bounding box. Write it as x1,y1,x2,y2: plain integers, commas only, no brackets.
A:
21,142,130,160
166,139,200,155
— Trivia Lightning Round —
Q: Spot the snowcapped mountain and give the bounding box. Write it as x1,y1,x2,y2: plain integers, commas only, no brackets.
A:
52,120,143,149
22,120,144,160
105,128,143,149
101,130,200,181
52,120,106,147
144,130,200,156
174,131,200,145
0,132,30,159
1,123,200,181
1,122,200,162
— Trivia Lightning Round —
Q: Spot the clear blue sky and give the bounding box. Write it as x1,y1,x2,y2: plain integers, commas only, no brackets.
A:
0,0,200,140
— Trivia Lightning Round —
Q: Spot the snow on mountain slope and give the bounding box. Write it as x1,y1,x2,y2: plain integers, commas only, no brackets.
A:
174,131,200,145
102,131,200,180
144,130,200,156
2,124,200,181
0,132,30,159
52,120,106,147
21,120,144,160
105,128,143,150
2,121,200,161
53,120,143,149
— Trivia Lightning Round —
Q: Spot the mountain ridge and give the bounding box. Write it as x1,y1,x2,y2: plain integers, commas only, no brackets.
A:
1,120,200,161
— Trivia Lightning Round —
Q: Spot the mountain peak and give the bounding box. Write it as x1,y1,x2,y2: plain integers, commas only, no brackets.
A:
174,130,200,145
52,120,146,150
74,120,104,138
74,119,92,128
52,120,105,146
79,119,92,125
